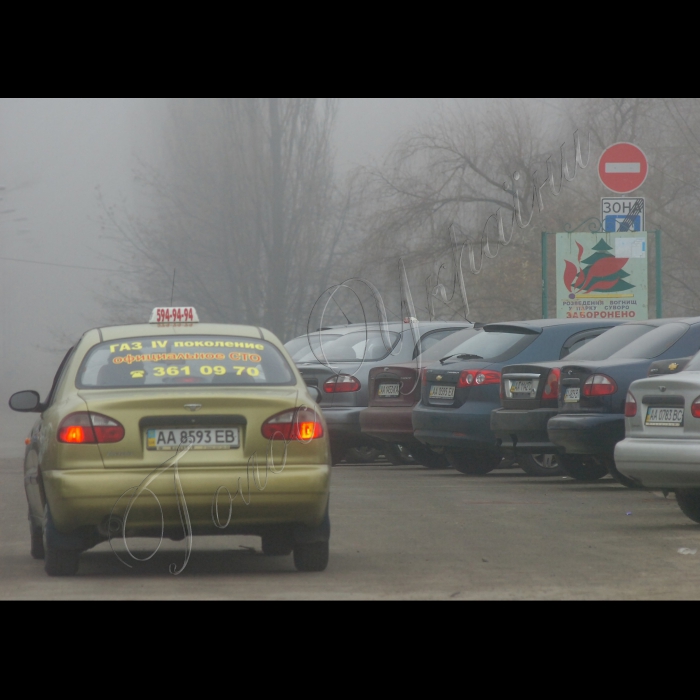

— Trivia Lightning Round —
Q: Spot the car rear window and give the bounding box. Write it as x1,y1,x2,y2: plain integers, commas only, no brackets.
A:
301,331,401,363
565,324,655,361
286,334,341,361
439,328,538,365
607,323,690,360
418,328,481,363
77,336,296,388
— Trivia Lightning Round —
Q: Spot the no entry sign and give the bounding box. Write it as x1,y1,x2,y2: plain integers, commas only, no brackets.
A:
599,143,649,194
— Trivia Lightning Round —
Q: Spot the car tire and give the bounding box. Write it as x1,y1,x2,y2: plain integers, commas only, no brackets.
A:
600,454,640,489
43,507,80,577
676,490,700,524
559,455,609,482
520,454,564,478
384,444,416,465
293,541,330,572
330,443,347,466
31,522,45,560
345,447,380,464
261,534,294,557
447,450,501,476
412,445,450,470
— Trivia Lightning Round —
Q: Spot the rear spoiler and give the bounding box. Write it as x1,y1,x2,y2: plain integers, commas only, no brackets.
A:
648,358,692,377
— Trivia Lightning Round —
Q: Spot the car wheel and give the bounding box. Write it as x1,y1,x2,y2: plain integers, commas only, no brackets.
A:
600,454,640,489
43,506,80,577
345,446,380,464
447,450,502,476
676,490,700,524
30,522,45,560
330,443,347,466
293,541,330,572
412,445,450,470
520,454,564,478
559,455,609,482
261,534,294,557
385,444,417,465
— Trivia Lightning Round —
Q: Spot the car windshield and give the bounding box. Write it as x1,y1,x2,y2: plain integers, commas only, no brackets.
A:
77,336,296,388
607,323,690,360
300,330,401,363
419,328,481,363
285,334,342,361
439,328,538,364
565,324,655,362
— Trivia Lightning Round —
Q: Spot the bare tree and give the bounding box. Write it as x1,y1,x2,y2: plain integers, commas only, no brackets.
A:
101,98,347,339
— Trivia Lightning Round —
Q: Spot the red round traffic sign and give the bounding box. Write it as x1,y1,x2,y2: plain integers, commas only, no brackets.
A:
599,142,649,194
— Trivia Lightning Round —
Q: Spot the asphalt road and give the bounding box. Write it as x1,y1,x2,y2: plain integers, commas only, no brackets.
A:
1,456,699,600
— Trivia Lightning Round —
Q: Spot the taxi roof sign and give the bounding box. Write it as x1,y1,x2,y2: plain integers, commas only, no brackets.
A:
150,307,199,324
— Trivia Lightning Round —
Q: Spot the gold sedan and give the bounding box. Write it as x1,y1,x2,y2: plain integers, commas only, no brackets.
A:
10,313,331,577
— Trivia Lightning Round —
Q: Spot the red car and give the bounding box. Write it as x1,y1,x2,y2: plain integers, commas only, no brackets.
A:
359,327,481,469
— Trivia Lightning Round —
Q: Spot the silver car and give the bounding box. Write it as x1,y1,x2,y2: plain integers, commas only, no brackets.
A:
615,353,700,523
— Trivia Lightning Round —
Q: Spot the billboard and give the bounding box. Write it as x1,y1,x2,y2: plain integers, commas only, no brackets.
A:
556,232,648,321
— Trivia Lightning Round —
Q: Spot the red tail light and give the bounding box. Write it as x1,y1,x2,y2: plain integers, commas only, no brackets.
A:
583,374,618,397
458,370,501,388
58,412,125,444
625,392,638,418
542,369,561,401
324,375,361,393
692,398,700,419
262,407,324,442
422,369,428,387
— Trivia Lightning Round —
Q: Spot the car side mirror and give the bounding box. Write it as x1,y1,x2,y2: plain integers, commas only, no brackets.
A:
307,386,321,403
9,391,44,413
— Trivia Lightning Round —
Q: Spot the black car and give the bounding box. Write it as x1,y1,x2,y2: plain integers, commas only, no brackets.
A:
491,320,658,475
547,317,700,483
412,319,621,476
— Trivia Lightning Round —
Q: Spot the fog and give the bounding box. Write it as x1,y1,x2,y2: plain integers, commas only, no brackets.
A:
0,97,572,456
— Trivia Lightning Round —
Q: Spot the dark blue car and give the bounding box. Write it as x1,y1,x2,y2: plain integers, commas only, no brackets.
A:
412,319,621,475
549,317,700,484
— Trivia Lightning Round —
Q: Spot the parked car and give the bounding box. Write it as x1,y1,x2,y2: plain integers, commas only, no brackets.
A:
360,326,483,469
491,320,653,475
615,352,700,523
548,318,700,484
289,322,473,464
412,319,621,476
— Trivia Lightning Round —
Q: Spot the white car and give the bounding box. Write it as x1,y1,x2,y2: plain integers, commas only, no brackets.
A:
615,355,700,523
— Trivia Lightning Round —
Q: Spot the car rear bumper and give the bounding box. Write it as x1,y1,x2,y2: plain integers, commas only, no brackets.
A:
547,413,625,455
615,438,700,489
413,404,499,452
491,408,561,453
43,465,331,535
360,406,417,444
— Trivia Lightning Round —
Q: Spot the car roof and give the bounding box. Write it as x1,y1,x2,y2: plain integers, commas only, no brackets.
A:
95,324,269,342
297,321,471,336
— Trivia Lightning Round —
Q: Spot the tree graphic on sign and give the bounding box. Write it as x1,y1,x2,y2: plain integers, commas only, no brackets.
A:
564,239,635,299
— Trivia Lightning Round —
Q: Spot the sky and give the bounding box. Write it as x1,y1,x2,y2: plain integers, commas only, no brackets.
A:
0,97,560,455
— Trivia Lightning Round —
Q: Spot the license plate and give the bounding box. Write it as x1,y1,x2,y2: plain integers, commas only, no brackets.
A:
430,386,456,400
510,381,534,395
378,384,400,398
646,408,684,427
564,388,581,403
147,428,240,451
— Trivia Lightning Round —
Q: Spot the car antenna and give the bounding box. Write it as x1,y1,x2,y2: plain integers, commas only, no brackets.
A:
333,297,352,325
